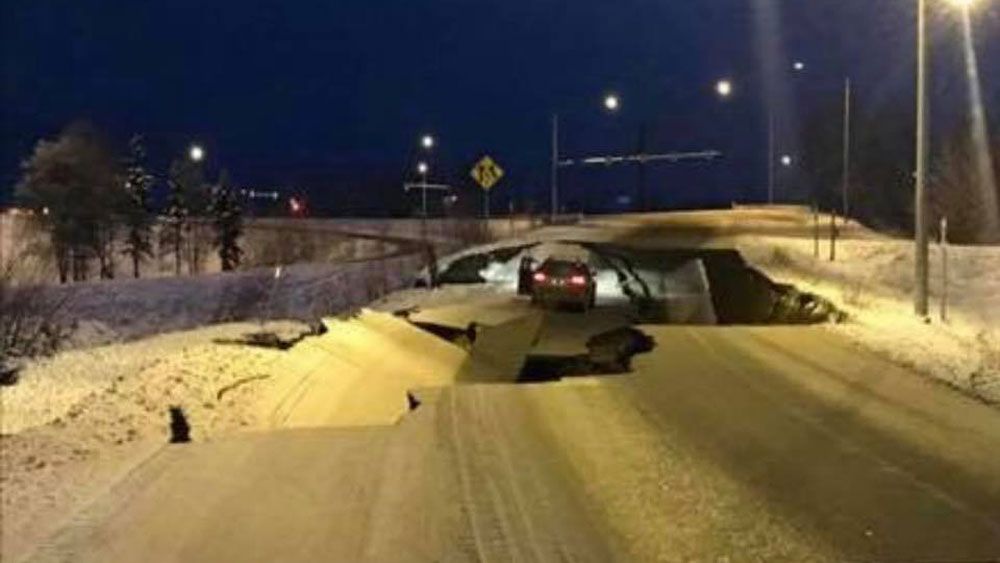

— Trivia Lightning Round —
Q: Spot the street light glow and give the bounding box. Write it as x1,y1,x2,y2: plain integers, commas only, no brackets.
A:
793,61,806,71
421,135,435,149
947,0,975,7
781,154,793,167
189,145,204,162
604,94,620,112
417,162,429,175
716,79,733,98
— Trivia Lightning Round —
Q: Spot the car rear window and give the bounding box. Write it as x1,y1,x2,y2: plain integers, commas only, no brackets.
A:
542,261,584,277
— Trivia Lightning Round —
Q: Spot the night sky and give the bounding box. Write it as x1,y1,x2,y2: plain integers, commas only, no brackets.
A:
3,0,999,215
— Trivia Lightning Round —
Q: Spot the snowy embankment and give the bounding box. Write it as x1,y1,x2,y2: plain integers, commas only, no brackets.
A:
1,249,432,561
0,321,316,561
739,234,1000,405
26,252,427,348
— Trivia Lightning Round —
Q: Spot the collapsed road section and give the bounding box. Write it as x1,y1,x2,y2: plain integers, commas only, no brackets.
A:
419,240,845,326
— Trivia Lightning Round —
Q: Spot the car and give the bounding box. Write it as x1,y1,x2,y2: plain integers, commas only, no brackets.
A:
530,258,597,312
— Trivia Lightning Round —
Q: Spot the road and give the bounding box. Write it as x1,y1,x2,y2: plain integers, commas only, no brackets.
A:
23,215,1000,562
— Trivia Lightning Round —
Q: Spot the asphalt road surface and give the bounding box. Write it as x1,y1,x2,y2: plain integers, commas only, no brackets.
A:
23,216,1000,562
27,323,1000,562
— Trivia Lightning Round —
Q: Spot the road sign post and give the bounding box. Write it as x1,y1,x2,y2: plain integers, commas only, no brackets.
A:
940,216,949,323
471,156,504,220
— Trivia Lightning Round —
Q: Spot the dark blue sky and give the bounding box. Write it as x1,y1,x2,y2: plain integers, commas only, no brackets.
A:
3,0,998,214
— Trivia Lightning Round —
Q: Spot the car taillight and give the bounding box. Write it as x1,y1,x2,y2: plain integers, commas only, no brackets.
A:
569,275,587,286
533,272,547,283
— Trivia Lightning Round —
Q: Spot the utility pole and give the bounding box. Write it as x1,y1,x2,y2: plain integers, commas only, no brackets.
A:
767,107,776,205
551,114,559,222
842,78,852,220
830,78,852,263
915,0,930,318
420,171,428,218
636,122,648,212
940,217,949,323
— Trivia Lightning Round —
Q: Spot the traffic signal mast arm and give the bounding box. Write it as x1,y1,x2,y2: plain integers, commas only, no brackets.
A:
557,150,722,168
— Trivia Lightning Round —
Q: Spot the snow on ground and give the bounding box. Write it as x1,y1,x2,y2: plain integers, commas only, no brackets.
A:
1,249,434,562
0,321,310,561
2,208,996,561
419,209,1000,405
3,252,427,357
739,234,1000,404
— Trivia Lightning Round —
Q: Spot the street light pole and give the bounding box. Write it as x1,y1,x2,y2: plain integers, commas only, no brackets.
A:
421,170,428,218
416,162,430,218
767,107,776,205
842,77,852,219
915,0,930,317
551,114,559,222
637,122,648,212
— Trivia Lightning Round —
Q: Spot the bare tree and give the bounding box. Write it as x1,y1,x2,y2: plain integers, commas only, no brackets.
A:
1,258,72,383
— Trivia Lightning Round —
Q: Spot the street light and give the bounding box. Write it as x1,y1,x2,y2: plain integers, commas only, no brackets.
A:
793,61,806,72
780,154,793,167
421,135,435,150
189,145,204,162
551,92,623,220
914,0,981,317
416,162,430,217
715,79,733,98
604,94,621,112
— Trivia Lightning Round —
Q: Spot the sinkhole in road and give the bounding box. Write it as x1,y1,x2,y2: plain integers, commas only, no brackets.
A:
517,327,655,383
430,242,847,326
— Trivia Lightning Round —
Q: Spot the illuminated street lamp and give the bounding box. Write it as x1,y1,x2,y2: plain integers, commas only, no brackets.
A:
793,61,806,72
715,79,733,98
603,94,621,112
913,0,980,317
189,144,204,162
416,162,430,217
551,92,623,220
780,154,793,167
421,134,435,150
913,0,982,317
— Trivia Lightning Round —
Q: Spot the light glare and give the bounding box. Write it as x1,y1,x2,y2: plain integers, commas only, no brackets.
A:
189,145,204,162
716,80,733,98
604,94,620,111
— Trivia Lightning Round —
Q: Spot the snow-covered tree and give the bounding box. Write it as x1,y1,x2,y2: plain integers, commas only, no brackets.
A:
210,169,243,271
121,134,154,278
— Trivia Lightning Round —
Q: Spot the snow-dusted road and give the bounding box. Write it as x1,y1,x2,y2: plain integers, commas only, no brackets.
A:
24,324,1000,562
13,208,1000,562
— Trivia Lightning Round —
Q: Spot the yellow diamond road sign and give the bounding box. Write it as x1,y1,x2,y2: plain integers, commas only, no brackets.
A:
471,155,504,191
